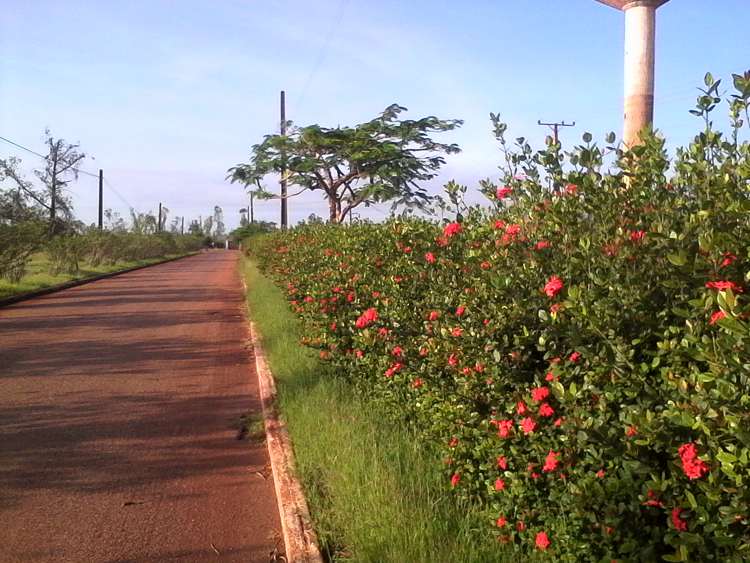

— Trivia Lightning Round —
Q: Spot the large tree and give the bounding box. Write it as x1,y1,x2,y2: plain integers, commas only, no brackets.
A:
228,104,462,223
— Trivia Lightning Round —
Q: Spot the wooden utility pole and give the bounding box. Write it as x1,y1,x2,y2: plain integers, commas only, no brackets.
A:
280,90,288,230
595,0,670,145
98,169,103,229
538,120,575,144
158,202,162,233
181,216,184,235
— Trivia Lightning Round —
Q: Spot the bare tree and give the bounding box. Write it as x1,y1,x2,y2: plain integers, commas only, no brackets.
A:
34,130,86,234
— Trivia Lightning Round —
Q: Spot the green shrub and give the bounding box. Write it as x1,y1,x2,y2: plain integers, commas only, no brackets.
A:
247,73,750,561
0,221,45,282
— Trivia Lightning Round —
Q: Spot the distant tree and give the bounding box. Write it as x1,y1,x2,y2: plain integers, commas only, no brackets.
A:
239,208,249,227
213,206,225,238
130,209,157,234
169,216,181,233
188,219,203,236
103,208,127,232
203,216,214,236
228,104,462,223
0,157,47,224
34,130,86,234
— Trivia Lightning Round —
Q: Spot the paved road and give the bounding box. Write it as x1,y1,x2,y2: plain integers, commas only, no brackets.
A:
0,251,282,562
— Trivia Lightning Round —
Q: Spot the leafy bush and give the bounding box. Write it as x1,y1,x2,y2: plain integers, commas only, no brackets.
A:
0,221,45,282
247,73,750,561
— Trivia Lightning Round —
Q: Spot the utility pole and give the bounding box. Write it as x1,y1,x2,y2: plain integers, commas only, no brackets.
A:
595,0,670,146
158,202,162,233
181,216,184,235
98,169,103,229
280,90,288,230
537,120,575,144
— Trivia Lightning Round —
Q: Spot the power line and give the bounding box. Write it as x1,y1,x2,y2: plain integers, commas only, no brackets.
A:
295,0,349,112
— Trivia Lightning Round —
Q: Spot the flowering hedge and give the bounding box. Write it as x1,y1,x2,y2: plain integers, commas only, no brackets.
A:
249,74,750,561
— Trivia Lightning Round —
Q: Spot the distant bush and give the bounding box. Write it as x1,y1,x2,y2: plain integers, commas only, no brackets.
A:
0,221,45,282
248,73,750,561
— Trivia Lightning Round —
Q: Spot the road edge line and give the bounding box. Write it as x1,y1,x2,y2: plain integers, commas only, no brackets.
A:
0,252,200,308
241,278,323,563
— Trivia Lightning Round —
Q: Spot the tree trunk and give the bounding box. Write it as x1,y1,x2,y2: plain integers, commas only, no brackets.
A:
328,195,339,223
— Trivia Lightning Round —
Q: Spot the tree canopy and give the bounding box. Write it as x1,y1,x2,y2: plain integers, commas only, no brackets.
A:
228,104,462,223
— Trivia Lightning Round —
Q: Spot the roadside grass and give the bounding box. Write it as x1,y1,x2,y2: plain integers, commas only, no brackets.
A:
0,252,185,300
242,256,519,563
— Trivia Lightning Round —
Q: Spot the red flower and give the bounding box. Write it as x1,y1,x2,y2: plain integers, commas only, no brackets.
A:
516,401,528,415
428,310,440,321
671,507,687,532
480,261,492,270
450,473,461,487
496,419,513,438
545,372,555,382
443,222,462,237
720,252,737,268
391,346,403,357
449,437,459,447
497,456,508,470
462,366,472,375
596,469,605,478
544,276,564,298
709,310,726,325
355,349,364,359
629,230,646,242
384,362,402,378
531,386,550,403
494,219,506,230
516,521,526,532
494,478,506,491
644,490,664,508
412,378,423,389
425,252,436,264
455,305,466,316
447,354,459,367
535,531,551,550
419,347,429,357
355,308,378,329
626,425,638,437
521,417,537,434
678,442,709,480
496,516,507,528
550,303,562,314
451,327,463,337
534,240,551,250
539,403,555,417
542,450,560,472
705,280,743,293
496,186,513,199
564,183,578,196
569,351,581,363
403,246,412,254
553,417,563,427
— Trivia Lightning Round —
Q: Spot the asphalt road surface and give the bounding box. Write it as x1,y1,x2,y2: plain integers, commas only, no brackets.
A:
0,251,282,562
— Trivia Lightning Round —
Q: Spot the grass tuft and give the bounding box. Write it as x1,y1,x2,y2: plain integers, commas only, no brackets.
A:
242,256,517,563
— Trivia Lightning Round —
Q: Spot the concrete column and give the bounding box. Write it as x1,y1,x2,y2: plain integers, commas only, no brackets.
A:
623,2,656,145
595,0,669,146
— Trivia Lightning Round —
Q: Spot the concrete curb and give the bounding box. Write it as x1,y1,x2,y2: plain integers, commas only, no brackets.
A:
242,281,323,563
0,252,199,309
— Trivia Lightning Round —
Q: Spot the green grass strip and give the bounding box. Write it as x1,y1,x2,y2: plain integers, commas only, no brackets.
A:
242,256,517,563
0,253,186,299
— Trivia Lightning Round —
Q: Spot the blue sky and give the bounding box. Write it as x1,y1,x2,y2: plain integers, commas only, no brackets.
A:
1,0,747,228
